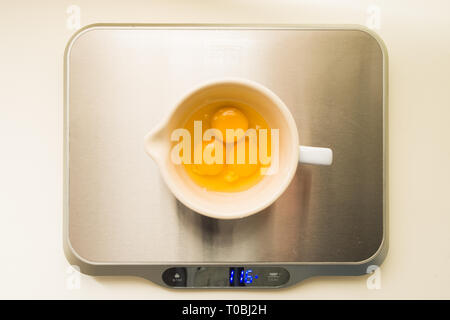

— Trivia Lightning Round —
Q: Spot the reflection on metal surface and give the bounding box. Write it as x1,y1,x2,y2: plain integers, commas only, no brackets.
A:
67,27,384,264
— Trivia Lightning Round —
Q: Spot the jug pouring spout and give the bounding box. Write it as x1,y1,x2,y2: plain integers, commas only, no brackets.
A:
144,124,167,164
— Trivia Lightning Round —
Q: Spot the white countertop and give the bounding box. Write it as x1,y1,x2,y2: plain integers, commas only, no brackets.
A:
1,0,449,299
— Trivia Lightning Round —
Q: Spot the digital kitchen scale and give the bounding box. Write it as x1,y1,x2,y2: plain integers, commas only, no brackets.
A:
63,24,388,288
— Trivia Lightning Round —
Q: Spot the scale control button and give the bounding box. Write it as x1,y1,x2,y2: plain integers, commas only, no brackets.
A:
251,267,289,286
267,271,281,281
162,267,187,287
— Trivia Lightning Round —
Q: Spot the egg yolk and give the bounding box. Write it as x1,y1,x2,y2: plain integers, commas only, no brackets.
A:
191,140,225,176
182,102,270,192
224,137,260,182
211,107,248,143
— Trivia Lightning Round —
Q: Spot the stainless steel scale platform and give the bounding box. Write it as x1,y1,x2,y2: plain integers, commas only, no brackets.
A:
64,24,388,288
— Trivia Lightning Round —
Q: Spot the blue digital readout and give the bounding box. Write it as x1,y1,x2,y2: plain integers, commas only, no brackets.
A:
244,269,253,284
229,269,234,284
230,268,257,285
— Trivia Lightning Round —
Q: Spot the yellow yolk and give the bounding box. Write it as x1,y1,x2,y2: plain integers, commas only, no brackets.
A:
182,101,270,193
225,137,260,182
211,107,248,143
191,140,225,176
